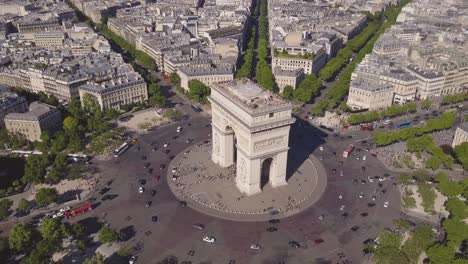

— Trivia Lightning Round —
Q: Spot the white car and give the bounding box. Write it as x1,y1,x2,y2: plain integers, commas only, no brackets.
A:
359,192,364,199
378,177,385,182
318,214,324,220
338,194,343,199
177,126,181,133
250,243,261,250
372,196,377,201
163,143,169,148
339,171,344,177
319,146,324,151
368,176,374,183
384,201,389,208
203,236,216,243
138,187,144,193
339,205,345,211
363,155,367,161
172,168,176,173
129,256,137,264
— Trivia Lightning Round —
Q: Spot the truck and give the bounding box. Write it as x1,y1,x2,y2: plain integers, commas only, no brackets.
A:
397,120,412,129
343,144,355,158
65,202,93,219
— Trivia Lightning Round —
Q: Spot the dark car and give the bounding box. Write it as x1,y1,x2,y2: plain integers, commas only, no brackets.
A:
368,203,376,207
151,141,157,146
172,135,178,140
361,180,367,185
99,188,110,195
360,212,368,217
179,201,187,207
159,164,165,170
350,226,359,231
266,227,278,232
314,238,324,244
105,180,113,187
168,155,175,160
151,190,156,196
192,223,205,230
152,147,158,152
102,194,118,201
339,161,344,165
341,212,348,219
187,123,192,127
152,216,158,222
145,201,152,207
147,168,153,174
164,149,170,155
137,179,146,185
289,241,301,248
331,169,337,174
269,219,280,224
380,189,387,195
144,162,150,168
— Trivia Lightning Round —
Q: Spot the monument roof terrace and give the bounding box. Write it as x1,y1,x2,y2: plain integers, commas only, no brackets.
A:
212,79,292,114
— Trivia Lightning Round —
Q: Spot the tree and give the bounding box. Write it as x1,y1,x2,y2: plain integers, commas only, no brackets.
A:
445,198,468,220
158,255,179,264
421,99,431,109
22,154,50,184
0,236,9,260
453,142,468,169
163,109,183,121
401,224,433,261
98,226,119,244
373,230,409,264
20,240,58,264
63,116,79,131
282,86,294,100
40,218,69,241
426,244,456,264
169,72,181,86
9,224,33,252
35,188,58,207
148,83,160,96
17,198,30,213
435,172,463,197
0,199,12,220
84,252,106,264
188,80,210,104
71,222,86,238
149,94,167,107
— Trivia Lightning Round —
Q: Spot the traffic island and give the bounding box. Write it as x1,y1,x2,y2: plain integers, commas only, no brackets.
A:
167,142,327,221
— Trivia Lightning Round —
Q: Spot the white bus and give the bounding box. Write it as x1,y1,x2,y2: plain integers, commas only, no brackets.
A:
113,142,129,158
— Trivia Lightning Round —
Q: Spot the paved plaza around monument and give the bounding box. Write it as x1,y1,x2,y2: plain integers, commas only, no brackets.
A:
167,142,328,221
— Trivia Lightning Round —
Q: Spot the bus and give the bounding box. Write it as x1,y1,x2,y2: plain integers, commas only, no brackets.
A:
343,144,355,158
397,120,412,129
113,142,129,158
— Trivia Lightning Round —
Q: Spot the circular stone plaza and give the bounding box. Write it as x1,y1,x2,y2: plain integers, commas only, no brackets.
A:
168,80,327,221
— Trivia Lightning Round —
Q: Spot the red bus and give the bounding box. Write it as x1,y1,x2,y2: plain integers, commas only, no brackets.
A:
343,144,355,158
65,202,93,219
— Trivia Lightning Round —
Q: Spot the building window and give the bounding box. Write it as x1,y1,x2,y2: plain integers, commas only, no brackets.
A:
269,113,274,118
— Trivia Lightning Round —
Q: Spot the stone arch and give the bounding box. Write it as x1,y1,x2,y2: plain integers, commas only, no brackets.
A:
260,157,274,189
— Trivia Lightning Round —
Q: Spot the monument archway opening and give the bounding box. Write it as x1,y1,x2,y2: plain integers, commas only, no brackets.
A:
261,157,273,189
226,125,237,163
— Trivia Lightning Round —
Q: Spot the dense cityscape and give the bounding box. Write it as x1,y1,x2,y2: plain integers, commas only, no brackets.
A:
0,0,467,263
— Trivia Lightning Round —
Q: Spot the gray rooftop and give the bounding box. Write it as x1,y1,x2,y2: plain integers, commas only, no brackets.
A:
5,101,57,121
351,79,393,93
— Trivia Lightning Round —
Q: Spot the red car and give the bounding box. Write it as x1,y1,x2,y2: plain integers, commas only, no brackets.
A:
153,175,160,182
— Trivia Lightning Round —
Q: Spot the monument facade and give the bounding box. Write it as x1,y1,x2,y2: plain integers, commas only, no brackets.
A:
209,79,295,196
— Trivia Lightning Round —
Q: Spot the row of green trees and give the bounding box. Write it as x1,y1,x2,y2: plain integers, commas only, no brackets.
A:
441,92,468,105
407,135,453,170
373,110,457,146
345,22,380,52
282,74,322,103
236,27,256,79
255,0,275,92
346,102,418,125
318,47,353,81
310,1,410,115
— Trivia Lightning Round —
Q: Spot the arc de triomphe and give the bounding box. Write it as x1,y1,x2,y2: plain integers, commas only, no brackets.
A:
208,79,295,196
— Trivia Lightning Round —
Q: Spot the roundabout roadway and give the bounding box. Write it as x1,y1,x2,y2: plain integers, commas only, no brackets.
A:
70,109,402,264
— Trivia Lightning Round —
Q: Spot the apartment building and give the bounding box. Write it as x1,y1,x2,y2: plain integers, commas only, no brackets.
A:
15,18,61,33
452,123,468,147
406,65,445,99
273,67,305,93
272,49,327,75
163,55,214,74
347,79,394,110
4,102,62,142
33,31,65,50
78,74,148,111
0,87,28,126
380,70,418,104
177,66,234,92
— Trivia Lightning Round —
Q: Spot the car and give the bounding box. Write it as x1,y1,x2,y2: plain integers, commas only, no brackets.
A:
192,223,205,230
338,194,343,199
360,212,368,217
152,147,158,152
319,146,324,151
350,226,359,231
319,156,324,161
186,139,192,144
154,175,160,182
171,168,177,173
356,156,360,160
361,166,366,171
266,227,278,232
363,155,367,161
168,155,175,160
339,161,344,165
147,168,153,174
163,143,169,148
150,141,157,146
152,216,158,222
353,179,358,185
378,177,385,182
356,148,361,152
341,212,348,219
269,219,280,224
380,189,386,195
137,179,146,185
129,256,137,264
138,187,144,193
163,149,170,155
378,183,383,188
361,180,367,185
368,176,374,183
145,201,152,207
331,169,337,174
177,126,182,132
187,123,192,127
359,192,364,199
332,151,337,156
314,238,324,244
105,180,113,187
250,243,261,250
366,148,370,152
144,162,150,168
102,194,118,201
203,236,216,243
99,188,110,195
150,190,156,196
159,164,166,170
384,201,389,208
339,171,344,177
172,135,178,140
339,205,345,211
318,214,324,220
289,241,301,248
372,196,377,201
179,201,187,207
392,182,397,188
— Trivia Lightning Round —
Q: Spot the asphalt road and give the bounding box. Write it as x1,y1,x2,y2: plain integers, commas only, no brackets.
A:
62,101,404,264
